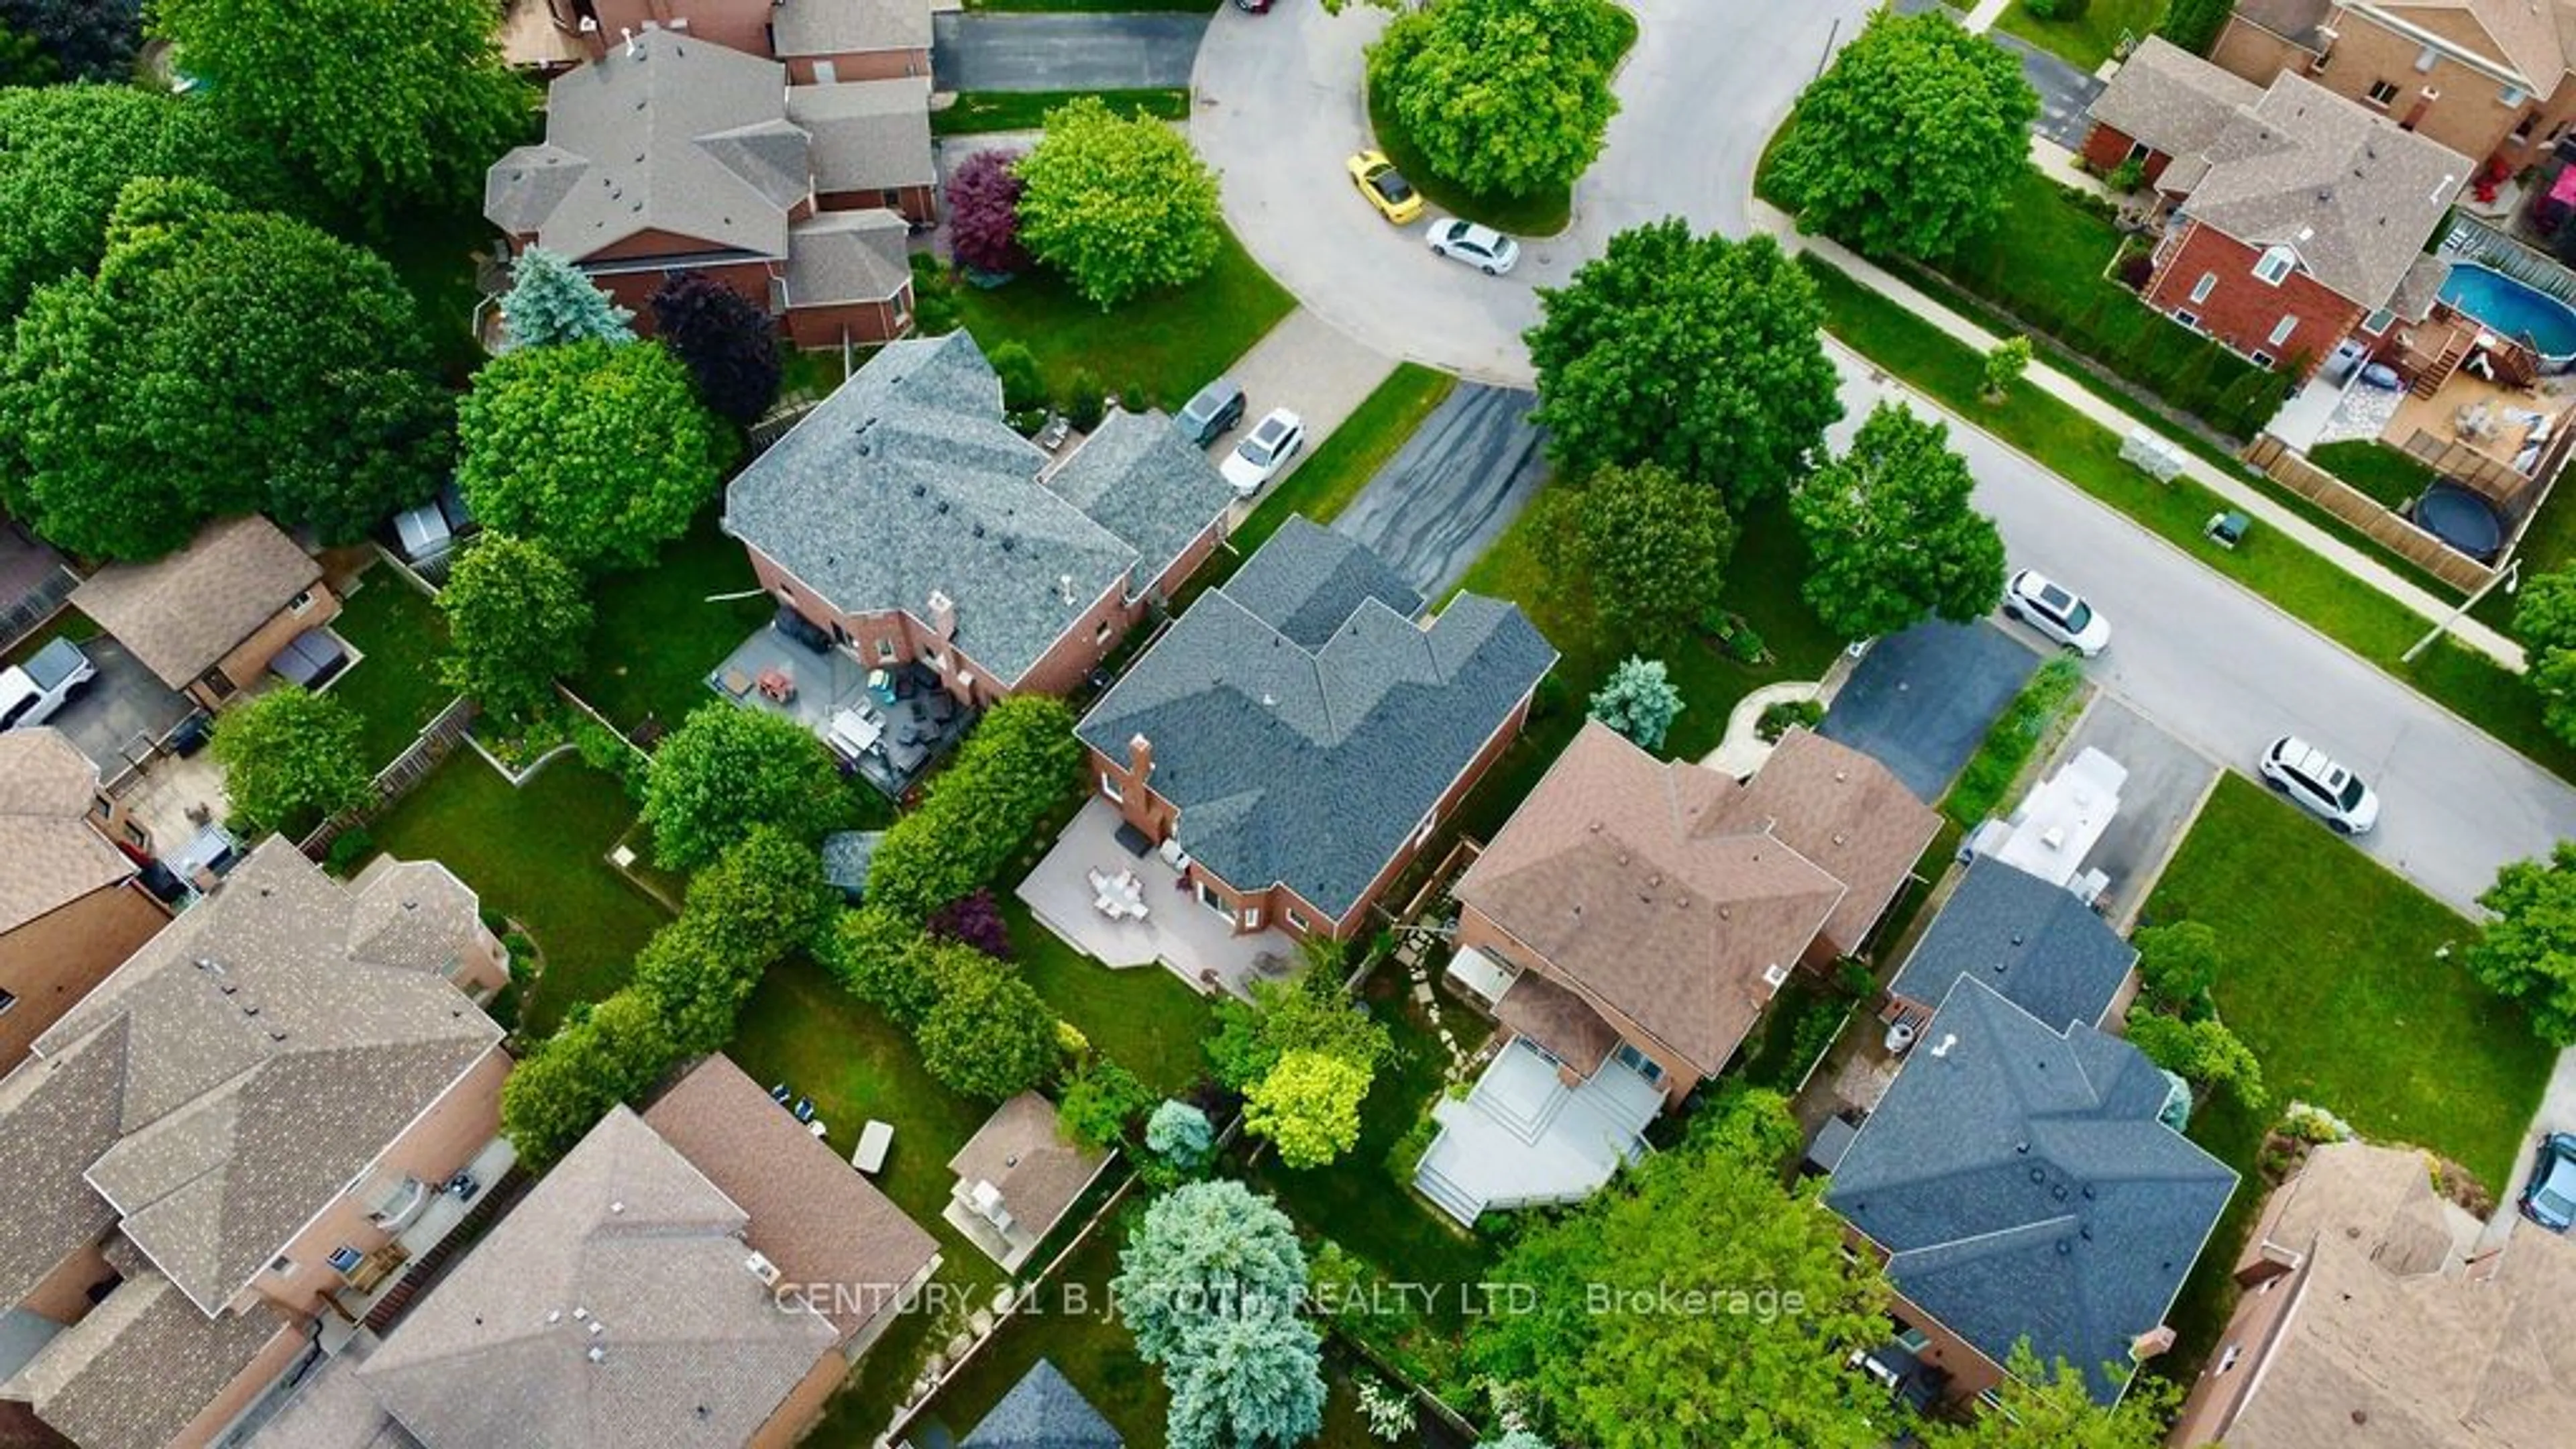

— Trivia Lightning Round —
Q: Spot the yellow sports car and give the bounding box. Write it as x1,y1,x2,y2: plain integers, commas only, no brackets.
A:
1346,150,1424,224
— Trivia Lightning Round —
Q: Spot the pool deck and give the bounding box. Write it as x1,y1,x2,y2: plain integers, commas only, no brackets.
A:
2385,369,2564,478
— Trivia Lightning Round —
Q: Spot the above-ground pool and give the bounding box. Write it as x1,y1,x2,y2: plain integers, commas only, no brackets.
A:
2438,262,2576,368
2412,481,2505,561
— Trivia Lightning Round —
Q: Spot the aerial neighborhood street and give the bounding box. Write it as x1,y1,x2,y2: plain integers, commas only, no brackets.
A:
5,0,2576,1446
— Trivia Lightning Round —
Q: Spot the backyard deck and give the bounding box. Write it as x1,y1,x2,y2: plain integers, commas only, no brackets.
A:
1016,798,1298,1000
1412,1037,1662,1226
707,627,972,797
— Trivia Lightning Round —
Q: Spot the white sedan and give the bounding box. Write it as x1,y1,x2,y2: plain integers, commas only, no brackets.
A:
1426,219,1521,276
1220,408,1305,498
2002,569,2112,655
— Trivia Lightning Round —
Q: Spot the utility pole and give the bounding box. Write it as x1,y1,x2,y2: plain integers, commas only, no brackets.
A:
2402,555,2520,663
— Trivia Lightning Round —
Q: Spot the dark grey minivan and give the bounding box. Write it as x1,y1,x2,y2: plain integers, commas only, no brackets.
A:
1177,377,1247,448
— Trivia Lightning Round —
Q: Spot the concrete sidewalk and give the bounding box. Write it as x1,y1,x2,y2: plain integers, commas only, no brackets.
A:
1753,201,2526,671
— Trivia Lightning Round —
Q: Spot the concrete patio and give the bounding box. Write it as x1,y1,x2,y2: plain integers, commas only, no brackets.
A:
1016,798,1300,1000
706,626,973,796
1413,1037,1662,1225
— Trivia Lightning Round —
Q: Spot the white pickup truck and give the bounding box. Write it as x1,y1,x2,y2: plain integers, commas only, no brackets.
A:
0,637,97,733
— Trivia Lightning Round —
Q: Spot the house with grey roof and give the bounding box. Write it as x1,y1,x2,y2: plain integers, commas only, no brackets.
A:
519,0,932,85
484,25,930,352
1883,856,2139,1035
963,1359,1123,1448
724,331,1239,704
0,839,513,1449
2090,53,2471,376
1825,976,2237,1407
1077,517,1557,944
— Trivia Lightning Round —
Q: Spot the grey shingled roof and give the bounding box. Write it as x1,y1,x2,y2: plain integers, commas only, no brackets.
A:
963,1359,1123,1448
782,210,912,307
486,30,806,262
1046,411,1243,596
2180,72,2471,308
724,332,1234,687
1885,858,2138,1032
1825,977,2237,1404
771,0,932,58
1077,523,1556,924
2,1272,284,1449
358,1107,839,1449
1220,516,1422,650
788,78,935,192
0,840,498,1316
2087,38,2263,162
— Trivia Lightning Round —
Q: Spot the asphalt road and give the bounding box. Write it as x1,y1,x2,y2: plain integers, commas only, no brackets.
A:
1894,0,2104,151
1330,384,1546,598
932,13,1209,93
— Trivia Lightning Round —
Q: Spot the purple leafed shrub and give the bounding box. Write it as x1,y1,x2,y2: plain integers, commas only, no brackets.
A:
947,149,1030,277
927,888,1014,960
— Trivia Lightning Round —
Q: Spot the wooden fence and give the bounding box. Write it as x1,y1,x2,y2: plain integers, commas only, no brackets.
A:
298,696,479,861
2243,435,2498,592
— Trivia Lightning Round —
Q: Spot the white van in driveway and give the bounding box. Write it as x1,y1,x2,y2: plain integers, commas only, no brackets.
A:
0,637,97,732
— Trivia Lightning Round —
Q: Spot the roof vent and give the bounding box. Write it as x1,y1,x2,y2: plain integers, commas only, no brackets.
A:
610,1201,624,1214
588,1345,607,1364
574,1307,590,1320
588,1320,605,1336
547,1309,561,1324
2015,1141,2030,1155
745,1251,782,1287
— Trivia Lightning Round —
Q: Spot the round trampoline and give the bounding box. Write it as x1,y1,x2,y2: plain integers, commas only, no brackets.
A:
2412,482,2504,561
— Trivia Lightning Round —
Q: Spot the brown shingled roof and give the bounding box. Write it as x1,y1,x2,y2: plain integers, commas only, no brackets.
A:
643,1055,939,1346
1734,728,1940,957
947,1094,1102,1248
0,729,134,938
2,1273,288,1449
70,517,320,690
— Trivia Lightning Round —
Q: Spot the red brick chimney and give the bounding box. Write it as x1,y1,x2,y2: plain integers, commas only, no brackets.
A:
1128,733,1154,786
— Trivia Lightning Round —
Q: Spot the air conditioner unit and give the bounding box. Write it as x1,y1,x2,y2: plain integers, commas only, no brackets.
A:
745,1251,782,1287
1761,962,1791,991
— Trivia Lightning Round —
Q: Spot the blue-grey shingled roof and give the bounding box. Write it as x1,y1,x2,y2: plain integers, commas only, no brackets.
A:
722,333,1234,688
1825,977,2236,1404
1077,522,1554,924
1886,858,2139,1031
962,1359,1122,1448
1222,516,1423,649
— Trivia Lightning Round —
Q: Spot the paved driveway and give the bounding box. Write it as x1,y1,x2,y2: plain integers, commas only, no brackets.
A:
44,636,195,777
1821,621,2040,804
932,13,1210,93
1191,0,1870,384
2053,696,2219,928
1330,384,1546,598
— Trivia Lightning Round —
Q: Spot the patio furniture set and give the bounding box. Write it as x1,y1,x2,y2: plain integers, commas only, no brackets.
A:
1087,867,1150,922
770,1080,898,1174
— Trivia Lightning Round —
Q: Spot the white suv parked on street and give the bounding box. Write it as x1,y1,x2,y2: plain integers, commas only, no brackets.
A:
2259,735,2381,835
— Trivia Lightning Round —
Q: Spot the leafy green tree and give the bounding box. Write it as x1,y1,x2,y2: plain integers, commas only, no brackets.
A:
2,0,140,79
627,915,745,1057
500,246,632,348
209,684,373,837
148,0,528,217
2125,1010,2266,1108
455,337,727,572
1146,1099,1216,1171
1793,401,2007,643
1114,1179,1312,1362
498,989,677,1168
2469,841,2576,1045
0,21,55,83
1920,1341,2177,1448
1983,336,2033,401
1562,462,1736,653
816,905,945,1028
680,824,838,965
917,951,1063,1102
2133,920,2222,1020
436,535,593,725
865,695,1083,917
2157,0,2235,55
649,270,782,426
1468,1090,1891,1449
0,178,447,559
641,704,851,871
1771,9,2039,260
1059,1057,1154,1151
1014,95,1222,309
1368,0,1628,199
2514,567,2576,746
1245,1050,1372,1169
1206,974,1392,1092
1588,656,1683,752
1164,1309,1328,1449
1527,223,1840,508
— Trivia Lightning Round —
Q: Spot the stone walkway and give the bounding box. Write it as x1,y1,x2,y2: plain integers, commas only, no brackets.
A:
1701,680,1827,779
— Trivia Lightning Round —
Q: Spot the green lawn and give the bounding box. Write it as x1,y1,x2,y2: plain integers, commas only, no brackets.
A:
932,89,1191,136
364,754,669,1035
1941,657,2086,829
328,574,455,771
945,223,1295,410
568,510,777,734
2308,439,2437,513
1994,0,2165,70
2141,773,2553,1371
1233,364,1458,558
1802,255,2576,785
2476,476,2576,631
1002,894,1217,1098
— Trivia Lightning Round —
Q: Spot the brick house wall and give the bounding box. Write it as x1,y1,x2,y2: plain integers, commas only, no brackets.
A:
783,290,914,352
783,48,930,85
2167,1254,2309,1444
0,885,168,1071
168,1317,308,1449
2078,122,2179,184
2143,220,2363,375
1880,1280,2010,1405
192,586,340,710
582,0,775,60
235,1046,510,1321
1090,689,1539,945
2211,3,2559,166
12,1239,115,1326
743,1348,851,1449
817,182,938,227
1453,904,1708,1106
